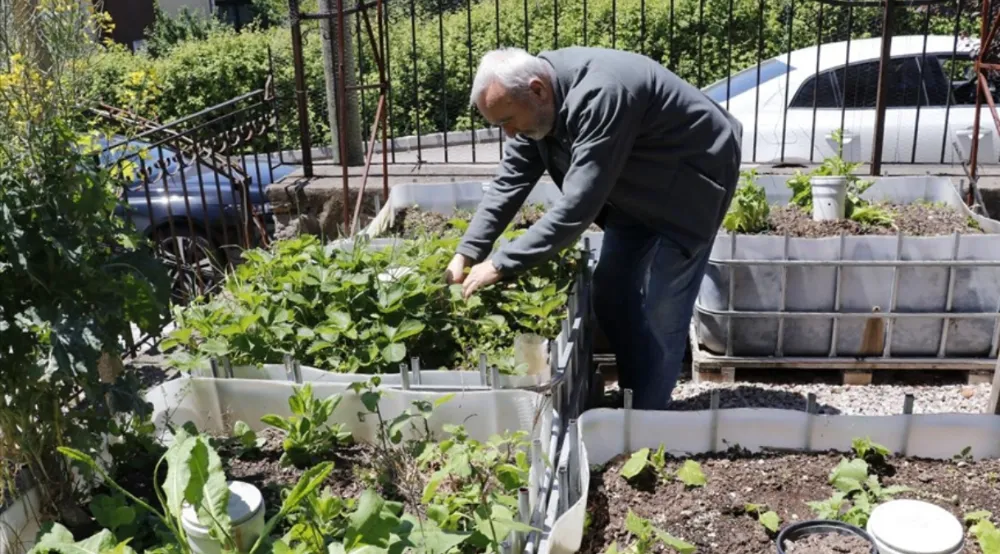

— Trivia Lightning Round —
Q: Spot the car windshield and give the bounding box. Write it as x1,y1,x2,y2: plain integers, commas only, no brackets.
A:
703,58,793,103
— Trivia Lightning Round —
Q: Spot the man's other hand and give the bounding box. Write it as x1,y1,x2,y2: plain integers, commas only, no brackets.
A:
462,259,501,299
445,254,470,284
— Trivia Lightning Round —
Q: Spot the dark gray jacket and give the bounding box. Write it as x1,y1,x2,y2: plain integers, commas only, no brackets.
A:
457,46,743,274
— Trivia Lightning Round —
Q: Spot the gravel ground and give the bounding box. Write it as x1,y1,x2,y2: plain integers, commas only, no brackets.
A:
601,372,993,415
667,380,991,415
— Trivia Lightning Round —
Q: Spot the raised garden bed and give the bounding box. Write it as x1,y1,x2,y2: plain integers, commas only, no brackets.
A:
698,171,1000,359
543,407,1000,554
580,444,1000,554
8,377,557,554
163,230,593,393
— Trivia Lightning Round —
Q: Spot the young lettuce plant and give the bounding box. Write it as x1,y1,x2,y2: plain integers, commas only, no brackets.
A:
34,427,332,554
965,511,1000,554
723,169,771,233
261,383,353,469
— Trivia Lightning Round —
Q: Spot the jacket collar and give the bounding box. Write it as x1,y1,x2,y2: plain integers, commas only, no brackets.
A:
537,51,569,140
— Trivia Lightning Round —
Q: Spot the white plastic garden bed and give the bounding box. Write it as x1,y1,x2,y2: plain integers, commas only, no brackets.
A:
357,180,604,259
539,406,1000,554
1,377,560,554
697,175,1000,358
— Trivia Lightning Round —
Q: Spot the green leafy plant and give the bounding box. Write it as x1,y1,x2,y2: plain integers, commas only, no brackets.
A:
745,503,781,534
164,232,581,378
723,169,771,233
261,383,352,468
232,420,267,456
619,447,706,488
852,437,891,468
807,449,909,527
966,511,1000,554
786,129,894,227
35,427,332,554
604,510,695,554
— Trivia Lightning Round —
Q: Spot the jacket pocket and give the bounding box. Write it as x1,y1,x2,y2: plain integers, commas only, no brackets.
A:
667,164,730,242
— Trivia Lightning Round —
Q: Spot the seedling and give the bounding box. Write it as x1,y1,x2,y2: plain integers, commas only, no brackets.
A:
965,511,1000,554
603,511,695,554
261,383,352,469
232,420,266,456
619,446,707,488
808,450,909,527
745,503,781,534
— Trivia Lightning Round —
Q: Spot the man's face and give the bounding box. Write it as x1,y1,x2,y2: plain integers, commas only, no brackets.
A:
477,78,555,141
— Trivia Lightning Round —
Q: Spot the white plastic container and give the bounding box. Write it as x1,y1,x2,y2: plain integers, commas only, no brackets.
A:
810,175,848,221
865,499,964,554
182,481,266,554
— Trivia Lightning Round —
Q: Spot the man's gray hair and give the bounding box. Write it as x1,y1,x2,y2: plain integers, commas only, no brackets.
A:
469,47,556,107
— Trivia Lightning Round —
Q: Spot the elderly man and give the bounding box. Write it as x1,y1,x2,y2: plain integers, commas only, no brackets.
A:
445,46,743,410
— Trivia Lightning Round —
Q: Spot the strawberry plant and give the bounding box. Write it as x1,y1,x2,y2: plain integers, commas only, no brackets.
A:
260,383,353,468
164,232,581,377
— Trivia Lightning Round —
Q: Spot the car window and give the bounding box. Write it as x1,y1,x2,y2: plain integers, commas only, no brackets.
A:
790,56,927,109
703,59,793,104
789,72,840,108
938,55,977,105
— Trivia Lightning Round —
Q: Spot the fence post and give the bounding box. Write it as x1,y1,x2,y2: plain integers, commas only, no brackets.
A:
288,0,314,177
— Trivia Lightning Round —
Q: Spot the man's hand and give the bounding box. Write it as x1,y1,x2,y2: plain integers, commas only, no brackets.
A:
462,259,502,299
445,253,470,284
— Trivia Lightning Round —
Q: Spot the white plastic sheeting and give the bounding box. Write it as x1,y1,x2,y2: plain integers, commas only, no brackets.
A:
189,363,550,389
1,487,42,554
697,175,1000,357
541,407,1000,554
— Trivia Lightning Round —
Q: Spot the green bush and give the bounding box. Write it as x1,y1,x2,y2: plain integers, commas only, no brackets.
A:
88,0,979,150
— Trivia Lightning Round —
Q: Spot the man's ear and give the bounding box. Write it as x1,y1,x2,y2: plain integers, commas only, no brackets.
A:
528,77,548,100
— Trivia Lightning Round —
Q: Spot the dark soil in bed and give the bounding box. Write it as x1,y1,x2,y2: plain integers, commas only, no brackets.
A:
582,449,1000,554
390,204,600,238
214,427,380,522
765,203,983,238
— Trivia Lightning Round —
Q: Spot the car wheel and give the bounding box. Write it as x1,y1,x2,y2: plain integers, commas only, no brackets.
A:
153,225,225,305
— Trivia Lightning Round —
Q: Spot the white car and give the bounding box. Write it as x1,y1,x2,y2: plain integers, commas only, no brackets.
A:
703,35,989,166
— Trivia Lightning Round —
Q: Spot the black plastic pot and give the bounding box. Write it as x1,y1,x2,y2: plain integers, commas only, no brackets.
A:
776,520,879,554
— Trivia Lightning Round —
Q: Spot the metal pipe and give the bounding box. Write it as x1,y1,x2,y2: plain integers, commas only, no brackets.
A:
726,232,737,357
623,388,633,454
557,466,568,513
336,0,351,231
708,258,1000,268
829,231,846,357
883,230,904,357
870,0,896,176
567,419,579,504
222,356,234,379
516,487,531,554
529,438,543,510
491,365,500,389
479,352,488,386
288,0,313,177
776,232,790,356
399,362,410,390
696,306,999,320
938,232,961,357
410,356,422,385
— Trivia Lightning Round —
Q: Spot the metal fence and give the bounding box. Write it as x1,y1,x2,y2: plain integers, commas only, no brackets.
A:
288,0,994,169
94,73,292,322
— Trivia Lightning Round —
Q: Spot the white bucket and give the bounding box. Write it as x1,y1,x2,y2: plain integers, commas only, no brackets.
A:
182,481,266,554
810,175,848,221
865,499,964,554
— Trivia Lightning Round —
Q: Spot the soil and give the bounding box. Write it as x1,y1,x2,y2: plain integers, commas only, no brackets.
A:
214,427,380,523
581,449,1000,554
782,532,872,554
765,203,983,238
390,204,600,238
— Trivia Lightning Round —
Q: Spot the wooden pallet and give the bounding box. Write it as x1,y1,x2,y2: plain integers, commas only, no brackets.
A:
688,323,999,387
